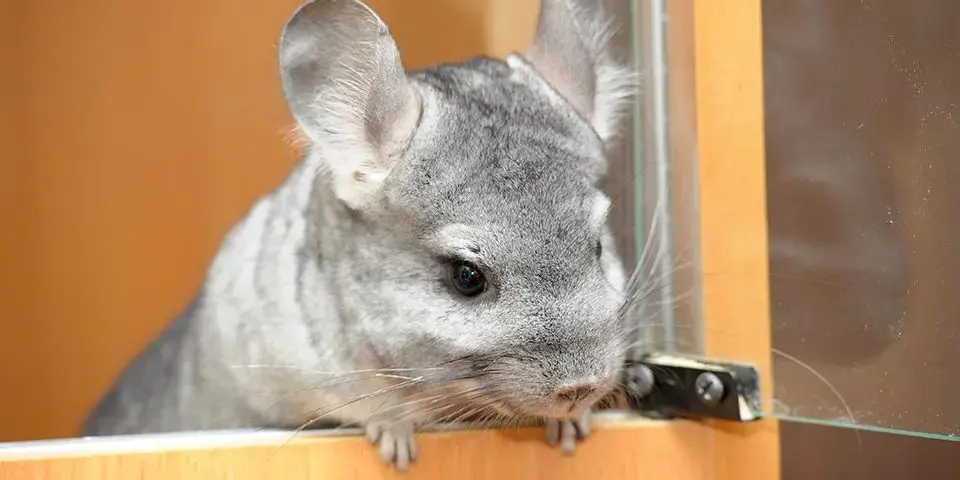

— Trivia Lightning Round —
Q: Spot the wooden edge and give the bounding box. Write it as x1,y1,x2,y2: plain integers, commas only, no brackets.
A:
693,1,780,479
0,417,714,480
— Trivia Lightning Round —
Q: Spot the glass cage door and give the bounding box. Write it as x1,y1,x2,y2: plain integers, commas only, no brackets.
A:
762,0,960,442
629,0,960,472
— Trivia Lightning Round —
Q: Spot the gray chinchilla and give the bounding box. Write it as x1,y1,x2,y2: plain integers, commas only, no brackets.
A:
82,0,638,471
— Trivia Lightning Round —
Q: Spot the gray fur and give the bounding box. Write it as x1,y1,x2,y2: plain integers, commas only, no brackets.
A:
83,0,636,465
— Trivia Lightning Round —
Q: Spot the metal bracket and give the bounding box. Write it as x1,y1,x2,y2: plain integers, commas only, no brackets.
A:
622,353,763,423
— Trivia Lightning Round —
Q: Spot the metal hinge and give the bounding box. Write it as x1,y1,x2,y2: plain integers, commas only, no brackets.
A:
622,353,764,423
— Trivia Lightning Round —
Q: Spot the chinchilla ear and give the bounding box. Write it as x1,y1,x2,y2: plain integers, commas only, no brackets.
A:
522,0,635,145
278,0,421,209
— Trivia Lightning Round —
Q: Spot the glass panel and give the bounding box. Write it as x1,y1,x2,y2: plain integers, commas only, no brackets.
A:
627,0,704,360
765,0,960,439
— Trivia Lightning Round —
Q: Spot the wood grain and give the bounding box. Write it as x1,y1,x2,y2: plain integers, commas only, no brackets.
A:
0,420,712,480
693,1,780,479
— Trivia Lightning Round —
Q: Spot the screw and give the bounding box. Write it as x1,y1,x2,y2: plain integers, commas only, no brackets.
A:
626,364,655,398
695,372,725,406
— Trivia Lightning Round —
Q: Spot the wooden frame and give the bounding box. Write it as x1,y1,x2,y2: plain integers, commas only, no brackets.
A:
0,0,775,478
694,2,778,477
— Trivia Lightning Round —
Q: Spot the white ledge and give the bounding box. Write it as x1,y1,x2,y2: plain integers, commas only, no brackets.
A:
0,410,649,460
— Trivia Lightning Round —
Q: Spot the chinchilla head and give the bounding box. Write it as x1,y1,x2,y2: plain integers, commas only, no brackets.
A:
279,0,636,419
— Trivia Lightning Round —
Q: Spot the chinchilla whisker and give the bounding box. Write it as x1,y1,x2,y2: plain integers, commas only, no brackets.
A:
622,278,697,315
457,408,494,428
623,276,676,308
406,387,487,412
234,365,442,390
620,321,682,339
621,336,689,352
322,375,472,418
631,263,694,296
371,386,490,424
512,413,538,430
624,267,676,297
435,406,475,424
481,410,515,430
632,297,695,318
306,377,424,429
480,409,513,428
316,367,480,400
769,348,863,459
635,247,690,288
622,297,697,329
394,402,464,424
256,371,434,417
440,405,487,425
435,396,496,422
368,399,450,424
494,410,521,430
230,365,444,376
771,348,860,440
631,234,694,294
294,366,461,392
267,377,426,461
618,281,680,317
625,309,699,331
430,391,504,424
632,263,690,296
374,391,453,415
646,284,696,304
635,201,665,272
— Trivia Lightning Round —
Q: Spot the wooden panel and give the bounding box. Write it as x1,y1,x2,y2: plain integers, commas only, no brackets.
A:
693,1,780,479
0,0,34,445
0,420,712,479
483,0,538,60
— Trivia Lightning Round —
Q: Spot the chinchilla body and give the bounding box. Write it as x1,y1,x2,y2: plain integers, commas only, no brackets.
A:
83,0,637,468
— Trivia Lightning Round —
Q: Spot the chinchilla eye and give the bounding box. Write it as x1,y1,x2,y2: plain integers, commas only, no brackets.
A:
450,261,486,297
595,239,603,258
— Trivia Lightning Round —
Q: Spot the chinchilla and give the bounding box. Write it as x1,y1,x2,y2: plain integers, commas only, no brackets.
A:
83,0,638,471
